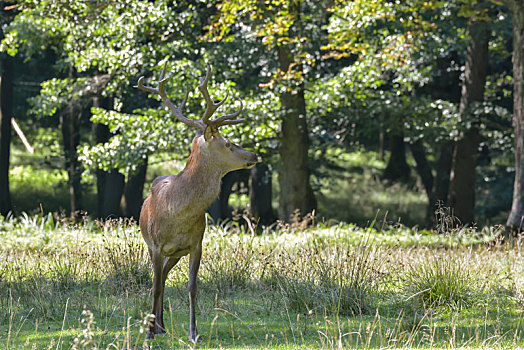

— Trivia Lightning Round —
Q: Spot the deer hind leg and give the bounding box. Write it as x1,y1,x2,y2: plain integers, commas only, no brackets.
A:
147,250,165,339
188,244,202,343
157,256,180,334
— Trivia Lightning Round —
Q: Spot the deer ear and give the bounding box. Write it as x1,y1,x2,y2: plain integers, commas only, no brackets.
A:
204,126,213,141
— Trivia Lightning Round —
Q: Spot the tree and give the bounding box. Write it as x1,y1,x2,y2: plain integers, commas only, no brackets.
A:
505,0,524,229
319,0,456,223
449,14,489,225
383,133,411,181
0,55,13,217
33,74,110,216
320,0,512,227
277,41,317,220
93,96,124,219
208,0,322,221
0,1,15,217
250,163,277,225
208,169,250,222
3,1,206,218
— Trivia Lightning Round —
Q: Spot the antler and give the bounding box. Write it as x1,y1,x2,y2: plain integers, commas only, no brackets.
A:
135,61,204,130
134,60,244,135
199,63,244,131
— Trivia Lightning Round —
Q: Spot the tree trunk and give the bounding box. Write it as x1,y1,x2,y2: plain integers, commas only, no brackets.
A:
121,158,148,221
383,133,410,181
250,163,276,226
277,45,316,221
410,140,433,198
507,0,524,229
411,140,456,227
93,97,124,219
425,50,462,225
60,70,83,218
208,169,251,222
208,170,236,222
0,56,13,217
427,141,454,223
97,167,125,219
449,129,482,224
95,121,125,219
379,130,385,161
449,20,489,225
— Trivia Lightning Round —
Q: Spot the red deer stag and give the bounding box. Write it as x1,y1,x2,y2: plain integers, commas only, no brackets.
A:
134,61,258,341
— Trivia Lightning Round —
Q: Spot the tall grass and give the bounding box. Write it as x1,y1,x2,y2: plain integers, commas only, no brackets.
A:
404,252,482,308
268,236,382,316
0,214,523,348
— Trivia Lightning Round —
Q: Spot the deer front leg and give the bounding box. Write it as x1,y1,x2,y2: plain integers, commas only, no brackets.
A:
188,243,202,343
147,250,165,339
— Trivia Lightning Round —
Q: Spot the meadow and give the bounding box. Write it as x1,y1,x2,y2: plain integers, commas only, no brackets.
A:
1,213,522,349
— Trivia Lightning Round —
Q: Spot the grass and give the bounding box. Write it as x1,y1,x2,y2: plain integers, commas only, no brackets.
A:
1,214,523,349
312,148,428,227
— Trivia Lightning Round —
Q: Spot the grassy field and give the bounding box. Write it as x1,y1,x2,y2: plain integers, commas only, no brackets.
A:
1,213,522,349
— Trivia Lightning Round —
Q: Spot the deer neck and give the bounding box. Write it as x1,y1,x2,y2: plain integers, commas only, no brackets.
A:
176,149,223,212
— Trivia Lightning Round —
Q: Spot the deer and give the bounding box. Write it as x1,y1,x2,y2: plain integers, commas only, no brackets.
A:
134,60,258,341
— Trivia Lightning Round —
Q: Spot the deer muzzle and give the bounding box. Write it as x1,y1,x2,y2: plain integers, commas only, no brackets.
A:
246,152,259,169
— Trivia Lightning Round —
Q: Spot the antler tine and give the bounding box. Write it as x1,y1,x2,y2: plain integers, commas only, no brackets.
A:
217,119,245,127
134,61,168,96
134,61,169,94
159,60,168,80
135,60,206,131
209,101,244,127
134,76,159,94
199,63,230,124
179,86,190,111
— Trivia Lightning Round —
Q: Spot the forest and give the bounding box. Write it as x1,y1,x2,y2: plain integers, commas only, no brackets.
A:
0,0,521,229
1,0,524,349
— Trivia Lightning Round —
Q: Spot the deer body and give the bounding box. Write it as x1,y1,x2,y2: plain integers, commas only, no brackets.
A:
135,61,257,341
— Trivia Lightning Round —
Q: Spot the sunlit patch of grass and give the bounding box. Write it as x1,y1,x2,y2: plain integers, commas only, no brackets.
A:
312,149,427,227
404,253,481,308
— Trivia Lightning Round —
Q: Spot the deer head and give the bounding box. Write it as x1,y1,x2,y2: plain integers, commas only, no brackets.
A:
135,60,258,175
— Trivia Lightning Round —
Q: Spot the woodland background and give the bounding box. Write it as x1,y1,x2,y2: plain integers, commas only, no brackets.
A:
0,0,523,230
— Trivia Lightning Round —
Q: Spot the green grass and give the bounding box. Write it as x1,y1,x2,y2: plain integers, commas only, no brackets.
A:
313,149,428,227
1,214,523,349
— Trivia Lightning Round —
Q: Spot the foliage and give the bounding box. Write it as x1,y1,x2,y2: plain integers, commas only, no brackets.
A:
0,0,518,223
2,2,205,174
207,0,328,81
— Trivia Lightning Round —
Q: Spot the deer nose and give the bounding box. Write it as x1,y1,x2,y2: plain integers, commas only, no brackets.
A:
246,152,259,168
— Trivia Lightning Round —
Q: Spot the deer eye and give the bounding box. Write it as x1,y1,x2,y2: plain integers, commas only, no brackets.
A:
224,141,231,149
